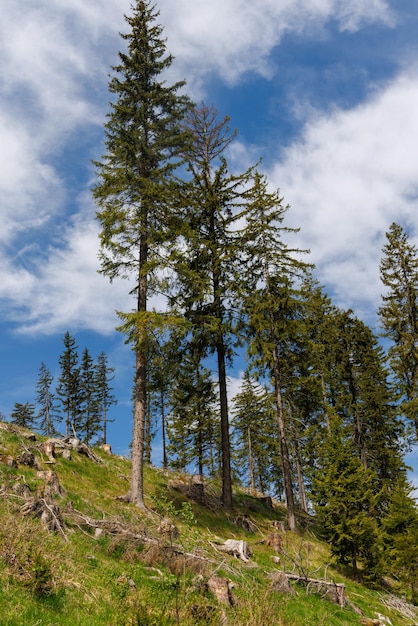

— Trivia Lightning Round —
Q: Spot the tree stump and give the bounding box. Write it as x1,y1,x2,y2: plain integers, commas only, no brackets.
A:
266,532,283,553
18,451,39,468
214,539,251,562
43,440,56,463
158,518,179,543
36,470,64,497
207,575,234,606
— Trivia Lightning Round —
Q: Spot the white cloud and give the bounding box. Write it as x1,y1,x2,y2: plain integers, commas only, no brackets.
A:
270,71,418,319
160,0,394,85
0,0,400,335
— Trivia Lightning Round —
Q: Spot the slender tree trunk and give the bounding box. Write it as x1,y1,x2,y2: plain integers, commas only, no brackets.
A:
293,436,308,514
217,332,233,509
272,342,296,530
127,232,148,508
321,373,331,434
161,390,167,469
247,425,256,494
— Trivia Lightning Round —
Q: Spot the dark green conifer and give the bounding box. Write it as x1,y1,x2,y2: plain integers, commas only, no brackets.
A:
379,222,418,436
35,362,60,436
10,402,36,430
93,0,192,506
56,332,80,437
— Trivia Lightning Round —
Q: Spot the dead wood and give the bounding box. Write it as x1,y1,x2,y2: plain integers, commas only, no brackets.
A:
234,514,257,533
381,594,418,621
266,532,283,553
273,571,348,607
158,518,179,543
270,571,297,595
0,454,17,468
207,574,235,606
21,497,68,542
211,539,251,562
36,470,64,497
18,450,40,469
272,520,286,532
40,437,102,463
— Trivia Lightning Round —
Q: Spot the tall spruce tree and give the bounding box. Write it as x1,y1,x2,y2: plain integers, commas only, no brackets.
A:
170,104,255,508
56,332,81,437
379,222,418,436
93,1,192,506
35,362,60,436
240,172,309,530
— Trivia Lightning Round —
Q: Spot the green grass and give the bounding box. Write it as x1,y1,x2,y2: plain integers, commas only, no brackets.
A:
0,424,416,625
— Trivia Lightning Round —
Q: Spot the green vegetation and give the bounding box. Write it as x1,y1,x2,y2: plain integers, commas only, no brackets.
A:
0,423,417,626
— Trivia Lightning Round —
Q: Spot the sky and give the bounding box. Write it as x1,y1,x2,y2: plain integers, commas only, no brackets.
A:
1,0,418,472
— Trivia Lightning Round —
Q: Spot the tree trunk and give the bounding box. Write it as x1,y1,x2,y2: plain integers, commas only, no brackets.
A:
247,425,256,494
217,333,233,509
293,436,308,514
272,343,296,531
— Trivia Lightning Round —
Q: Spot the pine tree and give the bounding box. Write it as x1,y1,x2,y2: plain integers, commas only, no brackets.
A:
231,371,280,495
379,222,418,436
35,362,60,436
310,418,382,580
381,475,418,602
240,172,309,530
79,348,101,444
167,336,220,477
170,104,255,508
10,402,36,430
94,352,117,446
56,332,81,437
93,1,192,506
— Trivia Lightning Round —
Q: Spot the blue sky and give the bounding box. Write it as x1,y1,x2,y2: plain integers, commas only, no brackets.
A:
1,0,418,471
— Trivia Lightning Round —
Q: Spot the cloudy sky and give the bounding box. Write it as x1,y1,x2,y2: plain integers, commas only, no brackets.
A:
1,0,417,463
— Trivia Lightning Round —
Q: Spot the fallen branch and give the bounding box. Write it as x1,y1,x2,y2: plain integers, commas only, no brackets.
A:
272,571,348,607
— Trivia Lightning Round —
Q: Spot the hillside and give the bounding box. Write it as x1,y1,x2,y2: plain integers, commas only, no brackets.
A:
0,422,417,626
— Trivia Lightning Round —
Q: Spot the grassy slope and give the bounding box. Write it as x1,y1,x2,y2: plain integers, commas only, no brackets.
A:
0,423,416,626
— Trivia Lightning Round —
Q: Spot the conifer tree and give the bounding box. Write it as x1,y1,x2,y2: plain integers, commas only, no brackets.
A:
10,402,36,430
93,1,192,506
35,362,60,436
167,336,220,477
170,104,255,508
240,172,309,529
79,348,101,444
56,332,80,437
381,475,418,602
231,371,280,495
379,222,418,436
310,418,382,580
94,352,117,446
